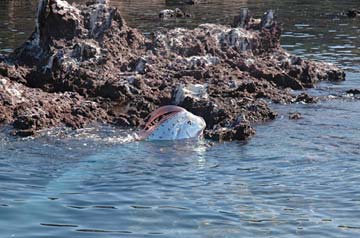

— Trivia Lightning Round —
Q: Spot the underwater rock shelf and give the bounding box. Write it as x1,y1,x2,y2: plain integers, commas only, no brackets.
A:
0,0,345,140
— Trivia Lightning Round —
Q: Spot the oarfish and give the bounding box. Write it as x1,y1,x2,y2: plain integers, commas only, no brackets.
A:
138,105,206,141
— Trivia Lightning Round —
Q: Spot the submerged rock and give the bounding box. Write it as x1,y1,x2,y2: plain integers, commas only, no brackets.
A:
0,0,346,141
346,89,360,95
165,0,202,5
289,112,302,120
205,123,256,142
346,9,360,18
294,93,318,104
159,8,192,19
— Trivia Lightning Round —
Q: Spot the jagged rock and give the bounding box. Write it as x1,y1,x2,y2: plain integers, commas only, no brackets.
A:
232,8,250,28
159,9,175,19
0,76,108,136
159,8,191,19
0,0,346,141
346,89,360,95
347,9,360,18
166,0,202,5
173,84,208,105
205,123,256,141
294,93,318,104
289,112,302,120
260,10,275,29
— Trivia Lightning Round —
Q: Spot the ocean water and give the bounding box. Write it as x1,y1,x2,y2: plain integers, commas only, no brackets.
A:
0,0,359,237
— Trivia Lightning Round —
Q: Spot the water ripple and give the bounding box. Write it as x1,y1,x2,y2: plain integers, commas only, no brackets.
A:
0,0,360,237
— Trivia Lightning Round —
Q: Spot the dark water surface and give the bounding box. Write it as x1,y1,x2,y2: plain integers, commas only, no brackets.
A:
0,0,360,237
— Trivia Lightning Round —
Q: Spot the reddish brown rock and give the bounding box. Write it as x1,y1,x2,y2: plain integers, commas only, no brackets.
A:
0,76,109,136
0,0,346,141
205,123,256,142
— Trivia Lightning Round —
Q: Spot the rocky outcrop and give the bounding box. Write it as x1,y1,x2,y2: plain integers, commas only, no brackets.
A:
0,76,109,136
0,0,346,140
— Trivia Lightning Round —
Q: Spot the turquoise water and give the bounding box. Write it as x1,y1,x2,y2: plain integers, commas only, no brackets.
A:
1,0,360,237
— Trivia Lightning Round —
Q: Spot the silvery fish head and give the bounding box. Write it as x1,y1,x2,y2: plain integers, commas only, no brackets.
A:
139,105,206,141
